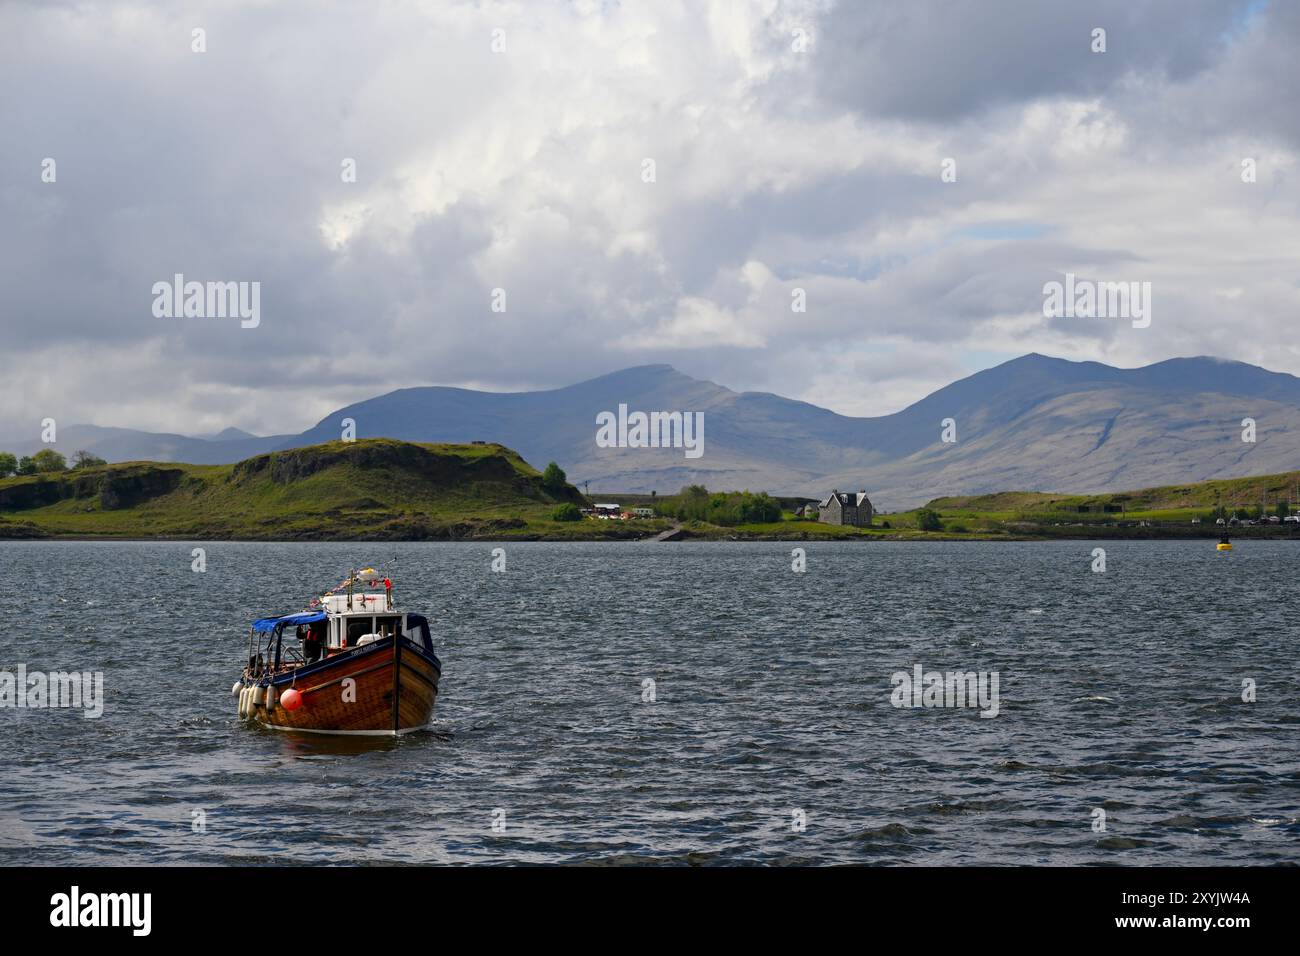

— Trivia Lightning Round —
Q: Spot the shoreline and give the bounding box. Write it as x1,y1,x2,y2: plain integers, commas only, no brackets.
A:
2,530,1294,544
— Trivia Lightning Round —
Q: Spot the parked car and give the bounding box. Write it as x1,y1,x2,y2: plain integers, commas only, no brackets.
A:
1285,515,1300,524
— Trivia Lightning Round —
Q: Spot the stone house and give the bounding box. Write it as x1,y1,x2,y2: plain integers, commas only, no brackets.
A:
819,489,873,527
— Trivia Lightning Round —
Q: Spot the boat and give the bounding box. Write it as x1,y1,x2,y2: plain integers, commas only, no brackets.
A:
233,568,441,735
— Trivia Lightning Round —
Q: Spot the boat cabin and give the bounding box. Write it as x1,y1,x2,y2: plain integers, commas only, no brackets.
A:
317,593,404,650
244,577,434,680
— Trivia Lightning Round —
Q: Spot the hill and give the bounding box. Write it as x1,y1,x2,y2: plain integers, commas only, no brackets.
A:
0,440,620,541
932,470,1300,515
926,468,1300,533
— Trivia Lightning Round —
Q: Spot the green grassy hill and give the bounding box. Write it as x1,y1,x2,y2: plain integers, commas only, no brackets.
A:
0,439,636,540
906,469,1300,538
930,470,1300,519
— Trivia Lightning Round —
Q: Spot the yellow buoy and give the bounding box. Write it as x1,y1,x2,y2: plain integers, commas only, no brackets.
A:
1217,542,1233,551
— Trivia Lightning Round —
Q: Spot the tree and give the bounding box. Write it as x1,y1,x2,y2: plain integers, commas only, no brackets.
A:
16,456,36,476
914,508,943,532
71,450,107,470
541,461,567,493
653,487,779,525
1276,501,1291,520
31,449,67,473
0,452,16,477
550,502,582,522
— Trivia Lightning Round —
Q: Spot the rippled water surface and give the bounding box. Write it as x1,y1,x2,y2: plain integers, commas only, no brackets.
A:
1,539,1296,865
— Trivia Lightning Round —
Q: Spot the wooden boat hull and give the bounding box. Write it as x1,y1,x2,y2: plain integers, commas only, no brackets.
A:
241,636,440,736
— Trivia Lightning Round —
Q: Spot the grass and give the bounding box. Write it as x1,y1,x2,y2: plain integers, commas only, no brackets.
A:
931,470,1300,515
5,441,1299,541
0,439,626,540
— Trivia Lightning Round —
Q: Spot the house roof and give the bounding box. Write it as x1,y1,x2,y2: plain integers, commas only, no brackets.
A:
820,491,872,508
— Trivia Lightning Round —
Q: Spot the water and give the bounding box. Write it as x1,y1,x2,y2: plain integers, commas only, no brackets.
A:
0,539,1296,865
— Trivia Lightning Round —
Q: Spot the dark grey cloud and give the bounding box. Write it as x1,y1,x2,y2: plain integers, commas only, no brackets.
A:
813,0,1247,121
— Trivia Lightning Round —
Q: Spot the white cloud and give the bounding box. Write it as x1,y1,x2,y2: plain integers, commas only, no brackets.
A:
0,0,1298,437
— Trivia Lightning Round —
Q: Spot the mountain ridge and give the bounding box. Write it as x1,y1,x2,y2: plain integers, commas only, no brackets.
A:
7,353,1300,509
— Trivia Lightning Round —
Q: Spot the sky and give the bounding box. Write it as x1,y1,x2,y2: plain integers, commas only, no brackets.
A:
1,0,1298,437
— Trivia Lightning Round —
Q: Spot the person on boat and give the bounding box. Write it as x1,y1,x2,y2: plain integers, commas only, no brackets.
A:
301,622,325,664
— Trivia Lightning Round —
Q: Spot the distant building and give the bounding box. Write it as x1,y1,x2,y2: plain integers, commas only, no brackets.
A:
631,507,655,519
593,503,621,518
795,503,819,518
819,489,873,527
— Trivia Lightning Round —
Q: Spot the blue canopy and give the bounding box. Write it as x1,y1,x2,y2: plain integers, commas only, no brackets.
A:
251,611,327,633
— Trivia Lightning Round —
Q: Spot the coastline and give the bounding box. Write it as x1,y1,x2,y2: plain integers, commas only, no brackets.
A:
4,527,1294,544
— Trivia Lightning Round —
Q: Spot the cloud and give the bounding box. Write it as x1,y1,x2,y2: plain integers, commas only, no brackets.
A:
0,0,1298,438
811,0,1243,122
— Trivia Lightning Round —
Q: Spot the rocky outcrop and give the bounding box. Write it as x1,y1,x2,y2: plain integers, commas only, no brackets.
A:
0,466,184,511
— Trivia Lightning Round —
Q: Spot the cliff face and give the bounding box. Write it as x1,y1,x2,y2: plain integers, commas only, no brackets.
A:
0,465,185,511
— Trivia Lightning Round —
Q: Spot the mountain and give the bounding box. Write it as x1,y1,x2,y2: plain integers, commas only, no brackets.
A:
194,427,261,441
10,354,1300,509
0,424,287,466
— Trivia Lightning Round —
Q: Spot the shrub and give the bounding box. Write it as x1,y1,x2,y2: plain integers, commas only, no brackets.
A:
71,450,108,470
914,508,943,532
652,486,782,525
541,461,567,493
550,502,582,521
32,449,67,473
